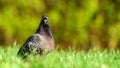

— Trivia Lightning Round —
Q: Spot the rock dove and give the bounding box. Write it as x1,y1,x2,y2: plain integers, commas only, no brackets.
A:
17,15,55,59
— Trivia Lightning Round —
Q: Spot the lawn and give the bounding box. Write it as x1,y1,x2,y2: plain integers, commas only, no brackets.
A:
0,46,120,68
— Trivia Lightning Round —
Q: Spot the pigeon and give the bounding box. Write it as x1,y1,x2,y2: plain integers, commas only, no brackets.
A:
17,15,55,59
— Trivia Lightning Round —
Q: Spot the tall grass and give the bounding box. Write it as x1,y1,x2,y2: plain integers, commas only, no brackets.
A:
0,46,120,68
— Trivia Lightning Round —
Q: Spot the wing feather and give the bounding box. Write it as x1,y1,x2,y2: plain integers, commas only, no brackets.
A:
17,34,44,58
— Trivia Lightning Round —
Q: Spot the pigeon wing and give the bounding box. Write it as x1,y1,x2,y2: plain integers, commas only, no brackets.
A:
17,34,44,58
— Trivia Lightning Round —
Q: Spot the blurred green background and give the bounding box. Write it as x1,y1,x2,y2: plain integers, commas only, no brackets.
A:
0,0,120,51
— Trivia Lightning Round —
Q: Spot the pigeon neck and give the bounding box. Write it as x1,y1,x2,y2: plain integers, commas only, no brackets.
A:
36,24,53,38
41,28,53,38
36,20,45,33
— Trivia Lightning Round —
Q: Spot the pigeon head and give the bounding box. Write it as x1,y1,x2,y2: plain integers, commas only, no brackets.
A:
42,15,48,20
36,15,51,34
40,15,49,27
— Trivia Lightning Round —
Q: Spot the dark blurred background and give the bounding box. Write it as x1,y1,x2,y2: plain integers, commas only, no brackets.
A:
0,0,120,51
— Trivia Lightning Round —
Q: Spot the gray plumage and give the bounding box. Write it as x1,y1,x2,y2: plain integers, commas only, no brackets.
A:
17,15,55,59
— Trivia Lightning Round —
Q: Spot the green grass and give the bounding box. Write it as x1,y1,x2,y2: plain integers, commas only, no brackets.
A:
0,47,120,68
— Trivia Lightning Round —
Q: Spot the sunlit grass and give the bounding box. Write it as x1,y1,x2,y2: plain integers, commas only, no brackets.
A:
0,46,120,68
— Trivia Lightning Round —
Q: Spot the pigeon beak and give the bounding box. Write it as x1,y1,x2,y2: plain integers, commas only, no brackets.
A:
41,15,48,24
44,19,48,24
